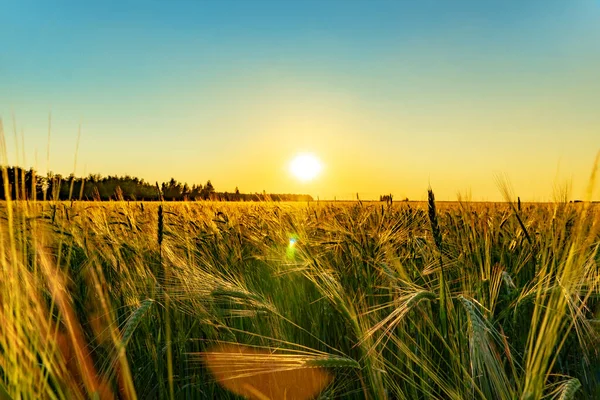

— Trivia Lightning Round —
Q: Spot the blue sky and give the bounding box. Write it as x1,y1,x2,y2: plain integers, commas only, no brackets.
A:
1,0,599,200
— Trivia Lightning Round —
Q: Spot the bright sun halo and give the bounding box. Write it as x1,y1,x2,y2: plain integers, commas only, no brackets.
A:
290,153,322,182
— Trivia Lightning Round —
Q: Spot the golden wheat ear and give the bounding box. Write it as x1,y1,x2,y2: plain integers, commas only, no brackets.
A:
201,344,334,400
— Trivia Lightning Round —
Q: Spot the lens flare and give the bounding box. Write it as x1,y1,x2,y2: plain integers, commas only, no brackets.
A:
287,234,299,259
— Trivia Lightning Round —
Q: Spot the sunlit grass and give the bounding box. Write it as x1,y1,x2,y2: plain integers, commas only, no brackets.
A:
0,151,599,398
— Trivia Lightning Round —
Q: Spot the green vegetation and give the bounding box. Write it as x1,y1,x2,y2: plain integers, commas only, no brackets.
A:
1,180,599,399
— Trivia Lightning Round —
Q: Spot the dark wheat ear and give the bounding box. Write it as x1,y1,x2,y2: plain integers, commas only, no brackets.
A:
428,187,448,341
155,181,164,247
155,181,164,202
427,188,443,252
157,204,163,247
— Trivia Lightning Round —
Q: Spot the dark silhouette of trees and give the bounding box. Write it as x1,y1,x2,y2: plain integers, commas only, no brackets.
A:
0,167,43,200
201,180,215,200
379,194,410,203
0,166,314,202
162,178,183,201
379,194,393,204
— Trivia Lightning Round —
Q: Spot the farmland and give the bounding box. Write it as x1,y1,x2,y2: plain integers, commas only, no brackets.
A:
1,197,599,399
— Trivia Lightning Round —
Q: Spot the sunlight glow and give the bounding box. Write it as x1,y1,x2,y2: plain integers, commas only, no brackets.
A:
287,234,299,259
289,154,322,182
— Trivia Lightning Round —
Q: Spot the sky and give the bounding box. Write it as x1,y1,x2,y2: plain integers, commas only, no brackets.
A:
1,0,599,201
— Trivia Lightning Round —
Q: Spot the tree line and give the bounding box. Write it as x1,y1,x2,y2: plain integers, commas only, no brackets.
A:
378,194,409,203
0,167,314,202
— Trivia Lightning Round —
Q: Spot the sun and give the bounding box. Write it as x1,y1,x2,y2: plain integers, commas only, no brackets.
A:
289,153,322,182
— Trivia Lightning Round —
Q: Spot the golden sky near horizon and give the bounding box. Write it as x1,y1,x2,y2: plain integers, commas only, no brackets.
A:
1,1,599,201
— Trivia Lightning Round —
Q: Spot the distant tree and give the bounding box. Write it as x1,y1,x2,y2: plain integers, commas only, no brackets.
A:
380,194,393,205
201,180,215,200
163,178,183,200
189,184,202,200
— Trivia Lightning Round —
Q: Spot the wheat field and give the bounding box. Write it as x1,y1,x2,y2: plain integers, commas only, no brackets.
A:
1,193,599,399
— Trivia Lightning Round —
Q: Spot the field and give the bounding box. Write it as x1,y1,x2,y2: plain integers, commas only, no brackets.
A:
1,197,599,399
